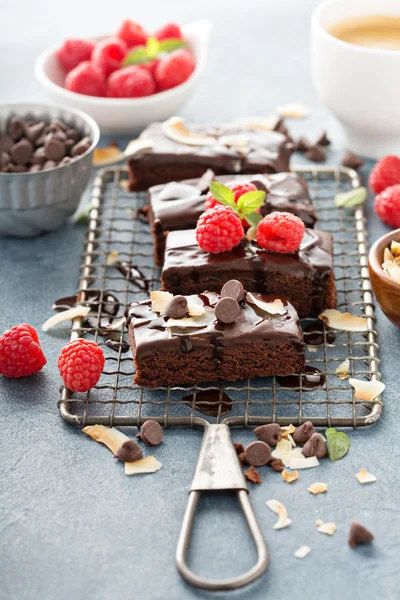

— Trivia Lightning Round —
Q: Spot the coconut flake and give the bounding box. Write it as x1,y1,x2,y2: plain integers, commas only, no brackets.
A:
317,521,337,536
125,137,154,157
384,247,395,262
277,102,310,119
246,226,258,242
164,307,215,329
307,345,318,353
125,456,162,476
161,117,215,146
272,440,303,467
106,315,126,331
82,425,130,455
232,115,280,131
150,290,173,314
335,359,350,380
93,145,123,167
295,545,311,559
266,499,292,529
290,456,319,470
219,134,249,148
391,241,400,257
187,300,205,317
42,305,91,331
280,424,296,439
349,378,385,402
158,182,198,201
247,293,286,316
106,250,120,266
282,469,299,483
319,309,368,332
307,482,328,495
355,468,377,484
315,519,324,527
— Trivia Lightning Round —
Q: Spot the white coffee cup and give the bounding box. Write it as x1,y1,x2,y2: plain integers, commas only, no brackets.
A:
311,0,400,158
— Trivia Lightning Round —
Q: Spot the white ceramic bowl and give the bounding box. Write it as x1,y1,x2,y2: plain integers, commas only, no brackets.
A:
312,0,400,158
35,19,212,135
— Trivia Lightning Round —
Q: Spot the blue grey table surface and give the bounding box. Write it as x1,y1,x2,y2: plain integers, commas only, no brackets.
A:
1,1,399,599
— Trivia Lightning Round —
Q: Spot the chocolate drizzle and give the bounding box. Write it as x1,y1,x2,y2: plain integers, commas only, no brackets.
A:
183,390,232,416
303,321,336,346
277,366,326,391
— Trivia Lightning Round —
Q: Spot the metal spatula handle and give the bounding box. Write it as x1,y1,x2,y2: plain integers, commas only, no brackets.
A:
176,424,269,591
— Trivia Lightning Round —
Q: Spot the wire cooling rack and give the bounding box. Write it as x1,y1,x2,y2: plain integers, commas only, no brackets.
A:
58,166,382,429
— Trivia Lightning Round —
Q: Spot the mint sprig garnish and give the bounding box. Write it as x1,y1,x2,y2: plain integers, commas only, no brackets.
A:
208,181,265,228
325,427,350,461
123,36,187,66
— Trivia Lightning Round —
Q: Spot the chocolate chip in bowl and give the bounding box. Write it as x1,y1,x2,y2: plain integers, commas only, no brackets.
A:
0,103,99,237
368,228,400,327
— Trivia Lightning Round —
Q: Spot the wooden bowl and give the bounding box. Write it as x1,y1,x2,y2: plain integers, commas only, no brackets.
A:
368,228,400,326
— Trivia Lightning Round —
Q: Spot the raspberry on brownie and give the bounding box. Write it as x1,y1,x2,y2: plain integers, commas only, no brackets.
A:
126,288,305,387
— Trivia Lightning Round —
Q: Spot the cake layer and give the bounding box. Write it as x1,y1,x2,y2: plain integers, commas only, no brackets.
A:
161,229,336,317
128,121,294,191
148,172,317,266
127,291,305,387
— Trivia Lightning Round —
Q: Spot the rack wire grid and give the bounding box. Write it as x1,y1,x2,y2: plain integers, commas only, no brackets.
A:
59,165,382,430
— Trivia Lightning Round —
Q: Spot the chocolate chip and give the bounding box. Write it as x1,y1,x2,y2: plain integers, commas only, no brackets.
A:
50,118,68,132
244,440,271,466
221,279,244,302
0,135,13,153
59,156,72,166
315,130,331,146
32,147,46,165
165,295,188,319
305,145,326,162
8,117,25,141
254,423,281,446
71,136,91,157
341,151,364,171
349,522,374,548
29,164,42,172
136,420,163,446
293,421,315,444
44,137,66,162
35,133,47,148
66,128,80,142
10,139,33,165
43,160,57,170
64,139,76,153
215,297,240,324
116,440,142,463
0,152,9,168
302,433,327,458
7,164,27,173
267,457,284,472
296,136,312,152
24,121,45,143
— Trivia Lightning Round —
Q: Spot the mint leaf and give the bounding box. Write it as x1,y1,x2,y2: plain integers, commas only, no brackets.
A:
334,187,367,208
159,38,187,53
73,202,94,224
209,181,236,207
243,212,263,229
146,36,160,59
123,46,149,66
237,190,266,214
325,428,350,461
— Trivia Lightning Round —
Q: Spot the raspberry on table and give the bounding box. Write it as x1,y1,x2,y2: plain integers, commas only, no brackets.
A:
369,155,400,194
92,37,128,78
57,38,95,73
116,19,148,48
107,66,156,98
256,212,305,254
154,23,183,41
155,49,195,91
58,339,105,393
205,182,258,227
374,184,400,228
196,206,244,253
0,323,46,378
65,61,107,97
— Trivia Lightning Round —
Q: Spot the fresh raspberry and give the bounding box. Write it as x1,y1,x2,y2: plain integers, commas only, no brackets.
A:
256,212,305,254
116,19,148,48
58,339,105,393
107,66,156,98
0,323,46,378
57,38,95,73
65,61,106,97
369,155,400,194
154,23,183,41
374,184,400,228
196,206,244,253
155,49,195,91
205,182,259,227
92,37,128,78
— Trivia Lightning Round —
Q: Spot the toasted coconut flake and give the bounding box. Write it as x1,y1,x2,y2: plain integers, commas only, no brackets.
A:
219,134,249,148
388,264,400,283
307,482,328,495
280,424,296,438
277,102,310,119
106,315,126,331
247,293,286,315
315,519,324,527
282,469,299,483
106,250,120,266
164,307,215,329
289,456,319,470
120,180,130,192
125,456,162,475
158,182,198,201
287,434,296,448
232,115,279,131
42,305,91,331
93,145,123,167
266,499,292,529
335,359,350,380
150,290,173,314
187,301,205,317
161,117,215,146
307,345,318,353
82,425,129,455
295,545,311,559
124,137,154,156
391,240,400,257
384,247,395,262
319,309,368,332
317,521,337,536
349,378,385,402
355,467,377,484
272,440,303,467
246,226,258,242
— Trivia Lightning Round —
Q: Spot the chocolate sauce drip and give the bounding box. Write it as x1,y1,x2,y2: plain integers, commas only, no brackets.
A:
116,262,149,292
104,338,130,353
303,321,336,346
277,366,326,391
183,390,232,416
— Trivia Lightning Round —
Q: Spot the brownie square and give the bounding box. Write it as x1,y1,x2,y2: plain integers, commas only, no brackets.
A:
148,172,317,265
161,229,336,318
128,121,294,191
127,291,305,387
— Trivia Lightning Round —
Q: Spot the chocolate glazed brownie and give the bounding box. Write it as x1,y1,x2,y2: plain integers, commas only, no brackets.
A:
148,172,317,266
126,287,305,388
161,229,336,318
128,119,294,191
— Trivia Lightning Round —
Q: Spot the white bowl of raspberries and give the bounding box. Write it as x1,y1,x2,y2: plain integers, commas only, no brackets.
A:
35,19,212,134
